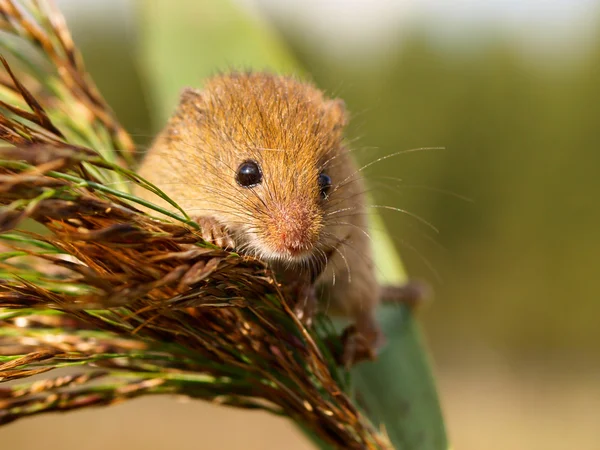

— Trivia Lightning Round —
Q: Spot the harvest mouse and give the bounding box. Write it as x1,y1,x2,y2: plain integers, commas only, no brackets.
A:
137,72,401,364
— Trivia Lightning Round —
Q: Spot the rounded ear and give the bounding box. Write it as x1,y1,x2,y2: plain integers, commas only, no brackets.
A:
326,98,348,128
179,87,202,105
172,87,204,121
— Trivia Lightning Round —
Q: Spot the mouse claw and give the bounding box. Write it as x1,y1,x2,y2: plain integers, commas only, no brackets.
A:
194,216,235,250
336,323,385,369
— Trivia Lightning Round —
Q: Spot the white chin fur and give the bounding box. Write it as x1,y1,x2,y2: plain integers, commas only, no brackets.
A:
246,242,314,265
239,231,316,266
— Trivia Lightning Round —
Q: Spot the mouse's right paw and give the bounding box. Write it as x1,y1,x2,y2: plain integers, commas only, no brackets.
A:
194,216,235,250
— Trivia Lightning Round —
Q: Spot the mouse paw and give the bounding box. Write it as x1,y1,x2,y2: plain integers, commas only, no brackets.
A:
380,280,432,310
194,216,235,250
337,323,385,368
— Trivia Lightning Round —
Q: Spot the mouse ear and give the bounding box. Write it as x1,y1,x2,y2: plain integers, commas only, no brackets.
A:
326,98,348,128
172,87,204,122
179,87,202,104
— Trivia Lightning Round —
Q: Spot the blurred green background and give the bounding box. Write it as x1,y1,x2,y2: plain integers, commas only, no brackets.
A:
3,0,599,449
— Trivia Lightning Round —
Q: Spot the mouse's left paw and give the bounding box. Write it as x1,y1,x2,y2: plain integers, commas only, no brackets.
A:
194,216,235,250
380,280,432,310
337,323,385,368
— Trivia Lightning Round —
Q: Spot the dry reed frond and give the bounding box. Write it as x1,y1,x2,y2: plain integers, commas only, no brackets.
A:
0,0,135,163
0,1,392,448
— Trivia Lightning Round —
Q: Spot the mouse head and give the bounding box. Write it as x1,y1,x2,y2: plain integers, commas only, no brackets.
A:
160,73,360,264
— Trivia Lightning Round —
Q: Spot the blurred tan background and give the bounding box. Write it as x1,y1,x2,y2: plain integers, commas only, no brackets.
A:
3,0,600,449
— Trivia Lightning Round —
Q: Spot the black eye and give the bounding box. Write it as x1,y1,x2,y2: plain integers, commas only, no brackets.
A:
236,160,262,187
318,172,332,198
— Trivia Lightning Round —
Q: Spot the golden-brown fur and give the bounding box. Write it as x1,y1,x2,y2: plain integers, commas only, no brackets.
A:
136,73,381,350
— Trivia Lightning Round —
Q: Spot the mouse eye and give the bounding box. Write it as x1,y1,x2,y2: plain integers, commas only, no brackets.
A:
318,172,332,199
236,160,263,187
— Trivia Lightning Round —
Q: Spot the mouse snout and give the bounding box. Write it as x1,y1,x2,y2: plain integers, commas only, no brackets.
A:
266,201,321,257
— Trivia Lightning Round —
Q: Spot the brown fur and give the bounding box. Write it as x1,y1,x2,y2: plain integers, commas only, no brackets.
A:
136,73,381,350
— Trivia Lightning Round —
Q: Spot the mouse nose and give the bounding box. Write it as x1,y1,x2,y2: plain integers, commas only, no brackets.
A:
267,201,321,257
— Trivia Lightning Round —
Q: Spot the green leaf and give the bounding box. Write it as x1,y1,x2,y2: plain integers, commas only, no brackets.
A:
352,305,447,450
364,214,448,449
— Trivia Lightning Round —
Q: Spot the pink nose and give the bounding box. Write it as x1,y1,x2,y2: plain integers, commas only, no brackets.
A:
268,202,319,256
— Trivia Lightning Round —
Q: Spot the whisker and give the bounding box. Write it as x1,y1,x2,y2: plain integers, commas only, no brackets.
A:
333,146,445,194
329,243,351,284
395,238,442,284
368,205,439,234
326,221,373,243
370,176,473,203
327,204,438,235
